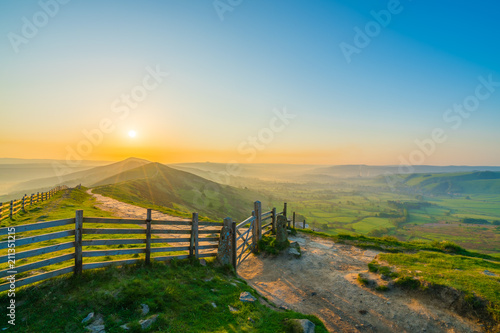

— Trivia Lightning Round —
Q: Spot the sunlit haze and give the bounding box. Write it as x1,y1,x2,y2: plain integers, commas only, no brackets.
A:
1,1,500,165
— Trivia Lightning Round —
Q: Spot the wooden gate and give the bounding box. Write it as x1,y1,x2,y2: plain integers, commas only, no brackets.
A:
233,201,287,269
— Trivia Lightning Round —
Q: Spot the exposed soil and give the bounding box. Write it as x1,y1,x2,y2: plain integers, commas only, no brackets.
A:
238,233,485,333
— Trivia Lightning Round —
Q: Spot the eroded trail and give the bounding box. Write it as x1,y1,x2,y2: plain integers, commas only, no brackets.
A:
87,189,218,253
88,189,189,222
238,233,483,333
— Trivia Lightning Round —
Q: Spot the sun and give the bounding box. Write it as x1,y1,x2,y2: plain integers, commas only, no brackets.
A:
128,130,137,138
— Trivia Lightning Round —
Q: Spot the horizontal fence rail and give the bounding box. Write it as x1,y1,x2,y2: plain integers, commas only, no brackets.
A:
0,186,67,221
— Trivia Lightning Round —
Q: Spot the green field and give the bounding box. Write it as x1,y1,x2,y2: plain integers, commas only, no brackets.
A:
247,180,500,254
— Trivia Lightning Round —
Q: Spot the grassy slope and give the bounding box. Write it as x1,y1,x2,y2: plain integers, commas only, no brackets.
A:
296,229,500,326
376,252,500,323
403,171,500,194
92,163,271,222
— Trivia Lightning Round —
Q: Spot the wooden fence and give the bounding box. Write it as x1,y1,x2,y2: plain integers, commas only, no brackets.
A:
0,209,221,292
0,186,67,220
0,200,299,290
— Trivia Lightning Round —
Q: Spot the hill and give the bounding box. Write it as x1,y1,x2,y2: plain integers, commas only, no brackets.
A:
92,162,271,221
310,165,500,179
2,158,150,200
402,171,500,195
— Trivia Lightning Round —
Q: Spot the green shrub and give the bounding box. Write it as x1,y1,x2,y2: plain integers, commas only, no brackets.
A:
395,276,420,289
375,285,389,292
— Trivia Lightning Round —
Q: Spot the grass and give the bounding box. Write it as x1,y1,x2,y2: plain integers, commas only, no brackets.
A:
356,274,369,286
374,251,500,324
257,236,290,255
0,259,327,332
296,229,500,262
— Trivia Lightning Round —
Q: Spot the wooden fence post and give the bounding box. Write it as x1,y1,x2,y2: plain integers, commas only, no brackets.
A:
293,212,296,229
253,201,262,252
9,201,13,219
271,207,276,234
230,219,237,271
145,209,152,265
22,195,25,213
75,210,83,275
303,218,306,229
0,203,2,220
30,194,33,206
190,213,199,259
37,192,39,203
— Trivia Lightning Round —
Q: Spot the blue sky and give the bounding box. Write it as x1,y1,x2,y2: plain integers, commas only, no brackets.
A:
1,0,499,165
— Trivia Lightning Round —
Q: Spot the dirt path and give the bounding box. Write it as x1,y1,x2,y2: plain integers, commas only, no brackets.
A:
88,189,190,222
238,233,483,333
87,189,218,253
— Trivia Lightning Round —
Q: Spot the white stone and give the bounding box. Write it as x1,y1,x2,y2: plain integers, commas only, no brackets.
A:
239,292,257,303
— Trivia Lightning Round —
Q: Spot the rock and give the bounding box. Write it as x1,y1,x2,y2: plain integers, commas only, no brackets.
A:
216,220,234,266
239,291,257,303
85,315,105,333
359,310,368,315
287,319,315,333
140,304,149,316
279,305,289,310
82,312,94,324
311,292,317,296
288,236,306,245
200,259,207,266
289,247,301,258
211,302,217,308
139,314,158,330
228,305,238,313
290,241,300,248
120,324,129,330
483,270,497,276
276,215,288,244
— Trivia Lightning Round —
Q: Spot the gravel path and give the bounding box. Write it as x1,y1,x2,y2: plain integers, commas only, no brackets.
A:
238,233,483,333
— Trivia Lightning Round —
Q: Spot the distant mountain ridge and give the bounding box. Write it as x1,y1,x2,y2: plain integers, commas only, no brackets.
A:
1,158,150,200
399,171,500,195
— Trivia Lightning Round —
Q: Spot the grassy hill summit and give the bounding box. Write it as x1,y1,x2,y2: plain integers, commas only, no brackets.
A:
92,162,270,221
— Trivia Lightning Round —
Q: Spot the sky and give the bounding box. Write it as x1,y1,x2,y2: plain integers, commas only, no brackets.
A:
1,0,500,166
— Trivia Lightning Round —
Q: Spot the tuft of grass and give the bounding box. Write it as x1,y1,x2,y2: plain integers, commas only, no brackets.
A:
394,276,421,289
357,274,369,286
258,236,290,255
375,285,389,292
